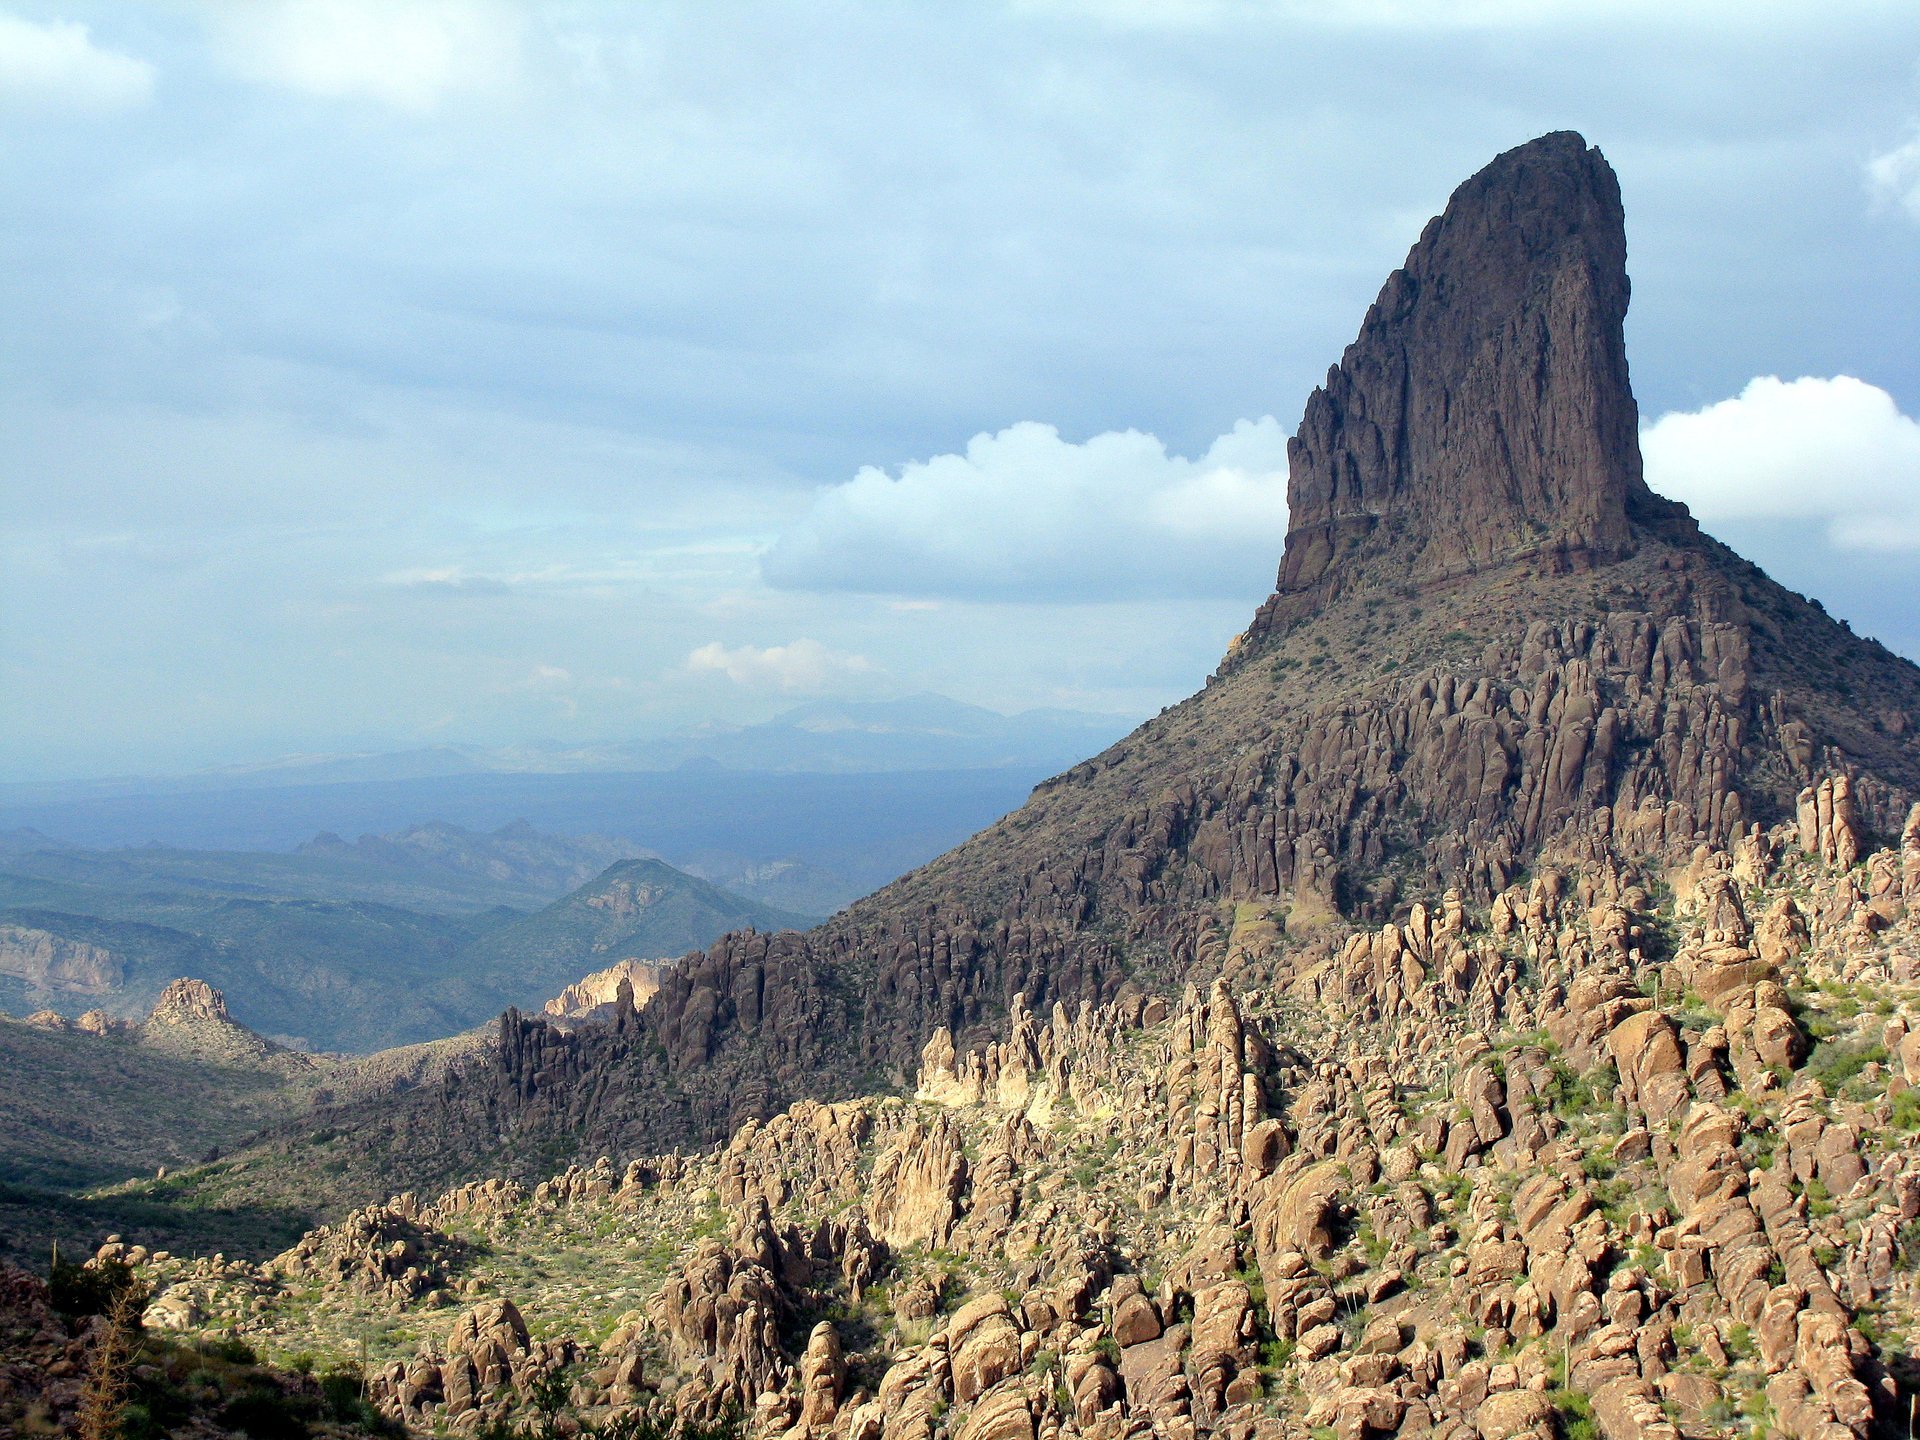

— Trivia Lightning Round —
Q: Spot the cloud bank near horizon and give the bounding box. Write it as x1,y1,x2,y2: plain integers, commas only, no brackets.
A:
762,418,1290,603
1643,376,1920,551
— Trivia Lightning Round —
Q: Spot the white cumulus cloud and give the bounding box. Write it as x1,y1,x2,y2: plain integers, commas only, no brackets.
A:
206,0,521,112
686,639,876,694
1868,132,1920,223
0,12,154,115
1642,375,1920,550
762,417,1291,603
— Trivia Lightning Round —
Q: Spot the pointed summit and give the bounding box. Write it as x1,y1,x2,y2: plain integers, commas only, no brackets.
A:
1260,132,1653,629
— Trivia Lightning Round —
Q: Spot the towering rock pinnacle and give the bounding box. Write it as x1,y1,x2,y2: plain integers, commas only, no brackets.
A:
1261,132,1652,629
273,130,1920,1203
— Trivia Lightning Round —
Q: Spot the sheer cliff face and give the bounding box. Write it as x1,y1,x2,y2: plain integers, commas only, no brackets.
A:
278,131,1920,1193
1267,133,1649,618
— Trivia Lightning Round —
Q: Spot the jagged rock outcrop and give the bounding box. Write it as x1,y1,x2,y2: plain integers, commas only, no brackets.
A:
117,796,1920,1439
543,957,665,1021
139,976,312,1070
146,977,230,1026
269,1200,466,1302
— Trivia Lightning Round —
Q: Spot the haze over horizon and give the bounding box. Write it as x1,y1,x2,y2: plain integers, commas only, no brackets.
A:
5,1,1920,782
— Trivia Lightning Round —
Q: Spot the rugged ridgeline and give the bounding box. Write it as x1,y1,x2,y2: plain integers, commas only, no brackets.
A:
216,131,1920,1201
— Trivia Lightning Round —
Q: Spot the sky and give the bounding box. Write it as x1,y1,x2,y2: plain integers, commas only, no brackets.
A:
3,1,1919,781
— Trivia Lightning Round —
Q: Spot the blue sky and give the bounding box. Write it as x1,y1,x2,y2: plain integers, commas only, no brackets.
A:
3,1,1919,779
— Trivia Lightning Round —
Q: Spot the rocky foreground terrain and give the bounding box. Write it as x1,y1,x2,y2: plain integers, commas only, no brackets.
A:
34,804,1920,1440
9,131,1920,1439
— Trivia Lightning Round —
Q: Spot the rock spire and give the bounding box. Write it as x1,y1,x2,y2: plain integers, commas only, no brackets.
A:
1263,131,1655,626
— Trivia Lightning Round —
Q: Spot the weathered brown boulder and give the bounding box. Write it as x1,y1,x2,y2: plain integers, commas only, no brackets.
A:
947,1295,1021,1403
1112,1290,1161,1348
1256,1160,1346,1262
1590,1375,1682,1440
1607,1011,1690,1123
797,1322,845,1431
1799,777,1866,870
1474,1389,1556,1440
1754,896,1809,969
1187,1280,1254,1414
955,1384,1034,1440
1751,1005,1807,1072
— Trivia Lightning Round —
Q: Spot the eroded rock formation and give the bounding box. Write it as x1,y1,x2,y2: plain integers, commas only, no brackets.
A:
229,138,1920,1393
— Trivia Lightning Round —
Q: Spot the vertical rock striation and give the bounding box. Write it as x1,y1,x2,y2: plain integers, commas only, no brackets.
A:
1262,132,1660,623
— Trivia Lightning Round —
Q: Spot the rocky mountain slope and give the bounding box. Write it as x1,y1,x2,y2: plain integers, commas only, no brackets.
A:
93,804,1920,1440
192,131,1920,1205
0,979,317,1195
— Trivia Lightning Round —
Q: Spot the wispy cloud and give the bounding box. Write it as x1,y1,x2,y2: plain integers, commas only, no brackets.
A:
382,566,514,597
686,639,877,694
0,12,154,115
1868,131,1920,222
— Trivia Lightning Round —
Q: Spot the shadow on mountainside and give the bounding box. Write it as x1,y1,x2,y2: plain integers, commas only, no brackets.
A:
0,1179,313,1266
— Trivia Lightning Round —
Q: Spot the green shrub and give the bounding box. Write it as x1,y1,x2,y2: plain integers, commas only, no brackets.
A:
1891,1089,1920,1132
320,1368,396,1432
217,1387,313,1440
48,1255,148,1320
1808,1039,1887,1090
119,1401,165,1440
1554,1387,1598,1440
199,1335,259,1365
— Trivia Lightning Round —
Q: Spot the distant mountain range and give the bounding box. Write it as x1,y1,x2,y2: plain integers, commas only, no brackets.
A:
0,696,1137,919
0,823,805,1052
0,819,636,916
1,694,1138,800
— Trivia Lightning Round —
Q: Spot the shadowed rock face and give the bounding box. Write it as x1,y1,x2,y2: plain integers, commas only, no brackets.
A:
259,131,1920,1196
1264,132,1662,623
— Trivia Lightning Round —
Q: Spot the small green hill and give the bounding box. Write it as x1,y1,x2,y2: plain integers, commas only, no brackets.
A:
454,858,810,1012
0,1014,304,1193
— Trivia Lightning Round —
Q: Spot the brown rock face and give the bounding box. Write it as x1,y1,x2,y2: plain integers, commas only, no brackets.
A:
0,925,125,995
1263,132,1656,621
